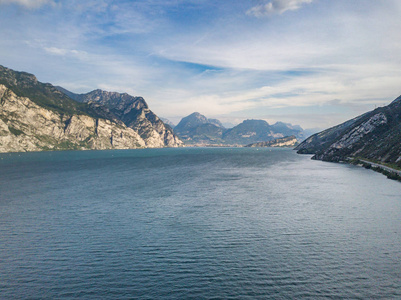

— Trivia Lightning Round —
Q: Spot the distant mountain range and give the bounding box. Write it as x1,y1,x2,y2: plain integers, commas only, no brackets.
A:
296,95,401,168
0,65,182,152
173,112,305,145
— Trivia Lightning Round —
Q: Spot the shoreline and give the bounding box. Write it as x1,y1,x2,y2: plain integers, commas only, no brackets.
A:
349,158,401,182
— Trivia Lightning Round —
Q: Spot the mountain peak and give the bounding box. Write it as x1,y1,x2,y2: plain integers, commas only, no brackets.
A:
175,112,209,130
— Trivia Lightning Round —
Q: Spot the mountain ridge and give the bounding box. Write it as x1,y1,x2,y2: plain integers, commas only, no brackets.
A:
0,65,182,152
57,88,182,148
174,112,305,145
296,95,401,169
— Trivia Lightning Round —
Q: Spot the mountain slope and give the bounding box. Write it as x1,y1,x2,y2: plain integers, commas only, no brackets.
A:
174,112,224,144
0,65,182,152
175,113,305,145
222,119,303,144
223,120,272,144
246,136,298,148
296,95,401,167
0,65,102,118
0,84,145,152
60,89,182,147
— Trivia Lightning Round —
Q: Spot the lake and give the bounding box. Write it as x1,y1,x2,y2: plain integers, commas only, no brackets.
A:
0,147,400,299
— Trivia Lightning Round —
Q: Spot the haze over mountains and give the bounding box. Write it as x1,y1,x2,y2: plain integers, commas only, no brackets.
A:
173,112,306,145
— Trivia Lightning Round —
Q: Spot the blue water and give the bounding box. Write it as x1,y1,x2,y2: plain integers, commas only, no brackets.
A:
0,148,400,299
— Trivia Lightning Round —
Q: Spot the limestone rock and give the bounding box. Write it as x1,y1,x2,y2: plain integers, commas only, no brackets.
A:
0,84,145,152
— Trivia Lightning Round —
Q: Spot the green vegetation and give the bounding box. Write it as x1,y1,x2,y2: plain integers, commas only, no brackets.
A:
351,157,401,171
350,158,401,182
0,66,106,120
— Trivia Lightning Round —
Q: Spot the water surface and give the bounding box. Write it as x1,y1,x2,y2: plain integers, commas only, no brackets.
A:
0,148,400,299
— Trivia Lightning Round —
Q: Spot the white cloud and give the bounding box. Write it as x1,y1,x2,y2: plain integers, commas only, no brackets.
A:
247,0,313,17
44,47,87,58
0,0,54,9
2,0,401,129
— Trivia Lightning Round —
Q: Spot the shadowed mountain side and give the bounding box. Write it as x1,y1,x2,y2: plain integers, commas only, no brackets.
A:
296,95,401,168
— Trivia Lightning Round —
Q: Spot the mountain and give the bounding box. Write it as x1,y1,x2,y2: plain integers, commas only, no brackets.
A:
296,95,401,168
223,119,303,145
57,88,182,148
246,136,298,148
208,118,224,128
223,119,272,144
0,83,144,152
174,112,225,144
174,113,305,145
0,66,102,118
270,122,304,139
0,65,181,152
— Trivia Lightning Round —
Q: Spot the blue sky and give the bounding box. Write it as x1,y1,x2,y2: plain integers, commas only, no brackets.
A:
1,0,401,129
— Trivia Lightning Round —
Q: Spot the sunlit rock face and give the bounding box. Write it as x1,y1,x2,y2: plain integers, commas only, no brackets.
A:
0,84,145,152
296,96,401,167
0,65,182,152
64,88,183,148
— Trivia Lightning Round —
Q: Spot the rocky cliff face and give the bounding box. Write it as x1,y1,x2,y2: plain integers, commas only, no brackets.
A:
0,65,182,153
61,89,182,148
296,95,401,167
0,85,145,152
246,135,298,148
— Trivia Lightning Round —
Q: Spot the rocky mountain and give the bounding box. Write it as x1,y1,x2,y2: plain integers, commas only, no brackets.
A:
174,112,305,145
0,65,181,152
0,84,145,152
223,120,272,144
296,95,401,168
57,88,182,148
0,66,101,118
223,119,304,145
246,135,298,148
174,112,225,144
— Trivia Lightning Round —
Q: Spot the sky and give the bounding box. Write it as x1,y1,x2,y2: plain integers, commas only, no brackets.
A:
1,0,401,129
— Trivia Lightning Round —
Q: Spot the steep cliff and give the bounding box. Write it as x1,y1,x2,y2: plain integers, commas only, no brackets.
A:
296,95,401,167
59,89,182,148
0,85,145,152
0,65,182,152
